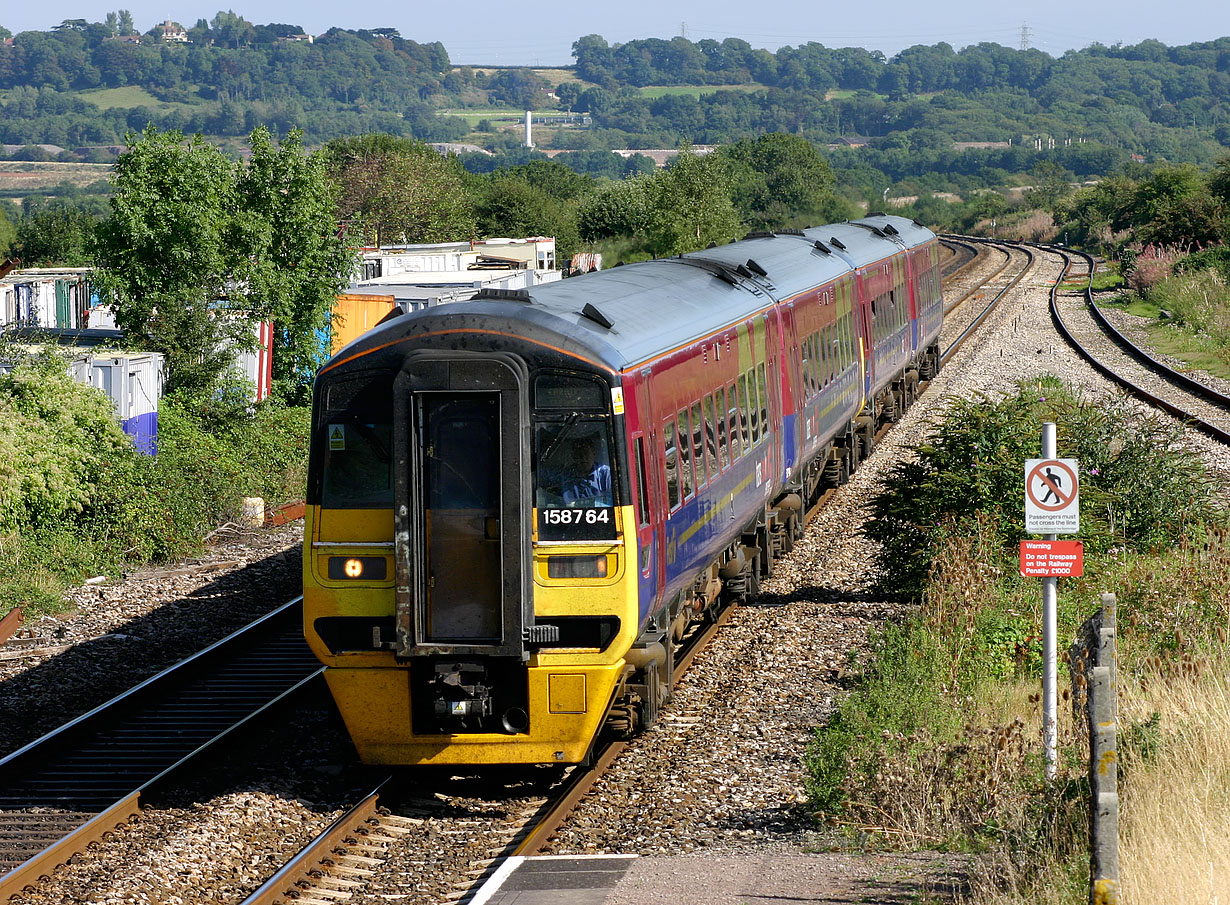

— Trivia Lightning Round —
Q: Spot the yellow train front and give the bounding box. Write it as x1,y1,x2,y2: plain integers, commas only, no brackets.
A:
303,296,642,765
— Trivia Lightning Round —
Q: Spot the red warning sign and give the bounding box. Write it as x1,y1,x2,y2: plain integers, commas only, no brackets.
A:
1019,540,1084,577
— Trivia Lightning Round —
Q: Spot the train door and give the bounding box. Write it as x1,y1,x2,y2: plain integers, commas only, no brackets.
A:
631,373,662,615
855,271,874,405
391,353,531,662
420,394,501,642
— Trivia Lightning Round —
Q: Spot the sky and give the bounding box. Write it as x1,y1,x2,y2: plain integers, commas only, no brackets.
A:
4,1,1229,67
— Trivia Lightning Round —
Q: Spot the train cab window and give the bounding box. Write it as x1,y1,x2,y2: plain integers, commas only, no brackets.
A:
320,371,394,508
752,366,762,440
634,435,650,527
691,402,705,486
664,419,680,510
535,373,606,410
703,394,719,478
677,407,695,501
534,419,614,508
715,387,730,471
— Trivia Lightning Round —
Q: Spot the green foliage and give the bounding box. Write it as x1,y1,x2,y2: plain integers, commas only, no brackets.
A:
642,145,742,255
94,125,353,400
719,133,842,230
92,126,244,396
865,376,1218,597
0,353,133,530
236,126,356,400
325,133,477,246
14,198,102,265
0,360,310,614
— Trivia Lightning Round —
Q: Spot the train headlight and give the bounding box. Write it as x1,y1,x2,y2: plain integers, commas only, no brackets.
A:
327,556,388,580
547,555,608,579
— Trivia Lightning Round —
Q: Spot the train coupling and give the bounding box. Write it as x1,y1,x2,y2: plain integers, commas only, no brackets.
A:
430,662,495,726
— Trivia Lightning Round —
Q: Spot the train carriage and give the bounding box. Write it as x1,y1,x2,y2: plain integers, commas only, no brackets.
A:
303,214,943,766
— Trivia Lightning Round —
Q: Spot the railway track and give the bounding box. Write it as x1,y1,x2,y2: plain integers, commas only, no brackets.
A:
0,598,322,902
239,237,1030,901
4,239,1025,904
1046,245,1230,443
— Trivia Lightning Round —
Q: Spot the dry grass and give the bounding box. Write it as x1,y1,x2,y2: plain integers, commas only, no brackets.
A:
0,161,111,192
1119,657,1230,902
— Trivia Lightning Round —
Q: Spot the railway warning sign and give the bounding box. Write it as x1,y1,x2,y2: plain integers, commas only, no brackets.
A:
1019,540,1084,577
1024,458,1079,534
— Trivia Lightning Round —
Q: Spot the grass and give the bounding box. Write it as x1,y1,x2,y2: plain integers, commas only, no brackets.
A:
637,84,758,99
1099,266,1230,381
807,377,1229,903
77,86,194,111
1119,658,1230,899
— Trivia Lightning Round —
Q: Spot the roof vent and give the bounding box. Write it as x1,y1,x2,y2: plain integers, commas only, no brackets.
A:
813,241,832,255
376,307,406,326
883,223,899,235
736,263,754,279
745,258,768,277
866,210,887,218
778,228,804,236
473,288,532,302
743,230,776,240
581,302,614,330
829,237,847,250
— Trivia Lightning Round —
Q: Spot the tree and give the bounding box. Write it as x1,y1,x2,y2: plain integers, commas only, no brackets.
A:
0,203,18,258
644,145,742,256
325,134,476,246
719,133,840,230
94,126,355,401
15,199,99,265
235,127,357,400
476,177,580,257
93,127,243,397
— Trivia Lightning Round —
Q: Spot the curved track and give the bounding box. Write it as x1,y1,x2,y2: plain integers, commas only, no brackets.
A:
0,599,322,900
1045,245,1230,444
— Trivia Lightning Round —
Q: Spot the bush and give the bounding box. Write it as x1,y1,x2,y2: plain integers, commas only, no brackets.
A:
864,376,1217,597
0,359,310,613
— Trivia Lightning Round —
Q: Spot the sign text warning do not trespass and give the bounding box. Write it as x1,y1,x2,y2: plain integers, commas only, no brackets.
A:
1024,457,1079,534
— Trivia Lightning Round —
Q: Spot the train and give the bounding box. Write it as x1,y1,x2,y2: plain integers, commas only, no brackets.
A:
302,213,944,766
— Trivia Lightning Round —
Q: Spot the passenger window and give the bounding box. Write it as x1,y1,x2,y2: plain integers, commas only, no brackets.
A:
691,402,705,486
664,418,680,510
634,435,650,527
737,374,750,450
705,393,721,475
727,381,741,459
678,408,694,500
716,387,730,470
757,364,769,438
747,370,759,443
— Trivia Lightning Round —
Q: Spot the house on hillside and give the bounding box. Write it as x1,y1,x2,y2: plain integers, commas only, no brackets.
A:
154,20,189,43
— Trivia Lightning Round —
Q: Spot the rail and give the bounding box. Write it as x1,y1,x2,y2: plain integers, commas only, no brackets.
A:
1047,246,1230,445
0,597,322,901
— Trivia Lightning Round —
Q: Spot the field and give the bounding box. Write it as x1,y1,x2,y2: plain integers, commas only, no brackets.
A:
78,86,197,111
0,161,112,195
637,84,758,99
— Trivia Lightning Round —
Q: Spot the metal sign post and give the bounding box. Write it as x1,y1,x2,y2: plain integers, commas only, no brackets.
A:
1024,423,1080,781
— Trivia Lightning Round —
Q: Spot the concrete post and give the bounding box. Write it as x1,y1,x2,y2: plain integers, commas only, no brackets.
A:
1087,592,1119,905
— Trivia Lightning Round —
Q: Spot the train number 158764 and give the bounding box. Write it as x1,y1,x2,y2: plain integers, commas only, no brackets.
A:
541,508,610,525
537,507,617,541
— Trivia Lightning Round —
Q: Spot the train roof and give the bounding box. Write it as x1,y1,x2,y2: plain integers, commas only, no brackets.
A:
324,214,936,377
